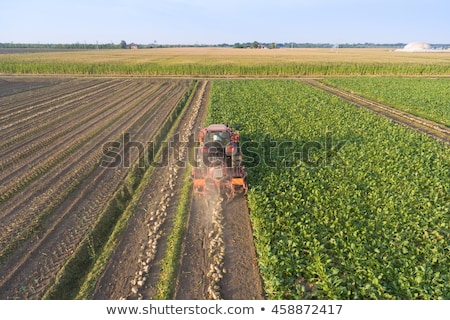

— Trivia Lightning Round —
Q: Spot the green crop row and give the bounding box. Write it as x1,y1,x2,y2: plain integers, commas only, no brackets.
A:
207,80,450,299
322,77,450,127
1,59,450,76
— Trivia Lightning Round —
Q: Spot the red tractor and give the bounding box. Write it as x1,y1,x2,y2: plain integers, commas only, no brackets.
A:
191,124,248,198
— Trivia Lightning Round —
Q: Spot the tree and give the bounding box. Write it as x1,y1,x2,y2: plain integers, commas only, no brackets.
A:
120,40,127,49
252,41,259,49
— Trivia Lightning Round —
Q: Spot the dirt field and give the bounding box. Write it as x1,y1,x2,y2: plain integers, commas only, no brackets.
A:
174,194,264,300
0,76,191,298
0,76,263,300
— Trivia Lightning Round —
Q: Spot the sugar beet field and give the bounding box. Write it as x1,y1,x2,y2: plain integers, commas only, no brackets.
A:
0,75,449,300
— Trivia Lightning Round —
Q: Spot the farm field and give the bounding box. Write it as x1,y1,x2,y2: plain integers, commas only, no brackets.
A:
1,71,449,300
207,80,450,299
1,47,450,76
0,76,195,299
0,75,263,300
322,77,450,127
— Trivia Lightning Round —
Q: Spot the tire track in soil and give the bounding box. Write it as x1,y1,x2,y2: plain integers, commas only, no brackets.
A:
93,80,209,300
175,195,265,300
220,198,265,300
0,79,191,299
175,194,222,300
34,81,188,298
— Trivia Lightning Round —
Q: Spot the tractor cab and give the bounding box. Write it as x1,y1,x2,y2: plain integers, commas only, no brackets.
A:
193,124,247,198
200,124,231,144
205,130,230,146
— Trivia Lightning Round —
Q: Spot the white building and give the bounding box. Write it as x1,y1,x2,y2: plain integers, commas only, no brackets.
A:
395,42,434,52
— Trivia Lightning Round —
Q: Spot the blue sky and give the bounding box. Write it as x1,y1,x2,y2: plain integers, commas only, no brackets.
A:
1,0,449,44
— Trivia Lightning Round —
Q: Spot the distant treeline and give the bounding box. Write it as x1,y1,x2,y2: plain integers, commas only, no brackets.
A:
0,42,411,50
231,42,409,49
1,42,449,50
0,43,120,50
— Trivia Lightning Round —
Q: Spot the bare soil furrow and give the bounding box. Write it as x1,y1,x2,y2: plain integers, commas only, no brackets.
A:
0,80,150,184
0,78,123,140
0,80,134,171
0,78,112,124
0,77,102,103
0,77,68,98
0,77,92,113
23,84,189,298
0,79,128,154
0,80,160,205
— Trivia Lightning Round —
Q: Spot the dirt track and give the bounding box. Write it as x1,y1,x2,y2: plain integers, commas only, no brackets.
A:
175,194,265,300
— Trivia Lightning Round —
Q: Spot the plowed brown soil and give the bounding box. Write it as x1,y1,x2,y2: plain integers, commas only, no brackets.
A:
0,77,191,299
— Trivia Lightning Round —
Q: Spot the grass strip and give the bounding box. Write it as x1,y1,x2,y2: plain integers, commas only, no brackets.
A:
153,166,192,299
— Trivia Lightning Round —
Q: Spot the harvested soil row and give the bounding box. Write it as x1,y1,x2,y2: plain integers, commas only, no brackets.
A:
0,80,137,172
0,80,160,196
0,81,182,257
0,78,123,144
0,78,111,124
0,80,157,209
12,81,189,299
0,78,126,148
0,79,191,299
0,80,161,267
0,76,68,98
206,196,226,300
133,81,208,300
0,80,184,243
0,77,95,110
